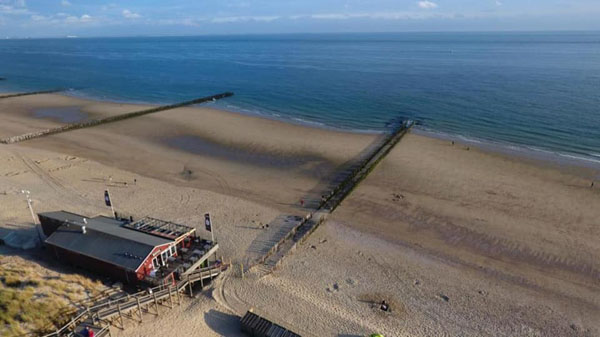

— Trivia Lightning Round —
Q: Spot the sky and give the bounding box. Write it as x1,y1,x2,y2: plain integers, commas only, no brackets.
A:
1,0,599,37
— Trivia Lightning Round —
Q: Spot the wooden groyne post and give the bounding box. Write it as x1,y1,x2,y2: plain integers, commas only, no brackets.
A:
0,89,64,100
322,120,413,212
0,92,234,144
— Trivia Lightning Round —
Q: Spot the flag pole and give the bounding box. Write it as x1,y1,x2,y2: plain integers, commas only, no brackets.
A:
22,189,44,244
109,192,116,218
107,176,116,219
21,190,38,225
211,220,215,244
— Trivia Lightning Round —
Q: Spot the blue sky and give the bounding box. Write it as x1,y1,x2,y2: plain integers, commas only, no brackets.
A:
1,0,599,37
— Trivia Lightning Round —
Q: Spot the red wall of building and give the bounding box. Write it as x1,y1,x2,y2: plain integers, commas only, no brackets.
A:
136,244,172,280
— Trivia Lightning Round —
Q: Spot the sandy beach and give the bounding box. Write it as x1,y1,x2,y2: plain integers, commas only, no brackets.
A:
1,93,599,336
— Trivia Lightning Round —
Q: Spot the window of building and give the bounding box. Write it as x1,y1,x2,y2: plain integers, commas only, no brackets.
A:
161,250,168,266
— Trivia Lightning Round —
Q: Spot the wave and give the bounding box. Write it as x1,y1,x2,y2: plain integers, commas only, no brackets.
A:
558,154,600,165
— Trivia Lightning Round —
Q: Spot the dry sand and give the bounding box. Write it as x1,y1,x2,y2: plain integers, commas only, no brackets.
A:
0,93,599,336
222,134,600,337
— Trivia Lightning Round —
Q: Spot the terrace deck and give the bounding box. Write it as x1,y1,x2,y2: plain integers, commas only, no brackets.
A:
143,238,219,286
123,217,196,242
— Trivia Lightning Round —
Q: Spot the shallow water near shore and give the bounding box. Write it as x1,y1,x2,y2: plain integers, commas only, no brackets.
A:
33,106,88,123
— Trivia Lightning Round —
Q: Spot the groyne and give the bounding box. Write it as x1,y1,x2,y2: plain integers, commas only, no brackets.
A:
252,120,413,273
0,89,64,100
0,92,233,144
322,119,412,212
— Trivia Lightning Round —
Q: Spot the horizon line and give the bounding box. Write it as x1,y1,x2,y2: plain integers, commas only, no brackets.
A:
3,29,600,40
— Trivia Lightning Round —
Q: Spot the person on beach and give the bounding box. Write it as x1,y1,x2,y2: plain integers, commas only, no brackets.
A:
380,300,389,312
592,181,595,188
300,199,304,207
84,326,94,337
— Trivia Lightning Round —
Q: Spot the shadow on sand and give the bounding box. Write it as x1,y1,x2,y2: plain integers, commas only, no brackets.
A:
204,309,244,336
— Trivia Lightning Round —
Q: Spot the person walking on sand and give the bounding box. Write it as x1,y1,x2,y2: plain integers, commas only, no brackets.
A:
84,326,94,337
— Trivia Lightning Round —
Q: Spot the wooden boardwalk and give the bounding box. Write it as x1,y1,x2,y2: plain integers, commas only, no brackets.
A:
244,215,305,269
29,265,227,337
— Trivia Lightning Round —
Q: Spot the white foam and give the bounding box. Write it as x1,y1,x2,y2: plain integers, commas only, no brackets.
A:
559,154,600,165
292,117,325,127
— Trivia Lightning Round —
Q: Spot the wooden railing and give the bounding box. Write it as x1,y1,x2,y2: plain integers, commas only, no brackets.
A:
21,265,228,337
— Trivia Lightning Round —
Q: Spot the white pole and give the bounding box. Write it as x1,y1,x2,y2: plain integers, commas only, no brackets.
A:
22,189,44,244
211,222,215,244
108,176,116,219
21,190,37,225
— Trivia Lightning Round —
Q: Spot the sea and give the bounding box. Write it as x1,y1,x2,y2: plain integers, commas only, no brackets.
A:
0,32,599,168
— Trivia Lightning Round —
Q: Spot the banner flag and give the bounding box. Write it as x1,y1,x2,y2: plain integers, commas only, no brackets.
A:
104,190,112,207
204,213,212,232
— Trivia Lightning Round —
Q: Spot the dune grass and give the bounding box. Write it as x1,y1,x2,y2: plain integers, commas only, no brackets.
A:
0,258,104,337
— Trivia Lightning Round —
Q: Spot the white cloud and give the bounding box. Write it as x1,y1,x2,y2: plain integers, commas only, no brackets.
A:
495,0,502,6
309,11,447,20
30,14,47,21
61,0,70,6
122,9,141,19
418,1,438,9
101,3,117,11
0,0,30,15
64,13,91,23
211,15,279,23
0,4,30,15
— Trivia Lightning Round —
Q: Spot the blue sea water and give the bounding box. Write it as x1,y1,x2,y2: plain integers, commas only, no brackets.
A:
0,32,599,166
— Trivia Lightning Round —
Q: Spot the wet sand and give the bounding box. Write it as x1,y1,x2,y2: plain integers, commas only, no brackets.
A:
0,93,377,214
0,93,599,336
33,106,88,123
